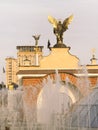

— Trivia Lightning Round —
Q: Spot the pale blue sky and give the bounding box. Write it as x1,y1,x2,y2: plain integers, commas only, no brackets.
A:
0,0,98,82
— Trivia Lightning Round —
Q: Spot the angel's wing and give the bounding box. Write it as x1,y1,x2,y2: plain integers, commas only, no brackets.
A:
63,15,74,29
48,16,58,28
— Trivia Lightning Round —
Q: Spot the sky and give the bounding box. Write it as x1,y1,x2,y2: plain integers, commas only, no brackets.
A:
0,0,98,81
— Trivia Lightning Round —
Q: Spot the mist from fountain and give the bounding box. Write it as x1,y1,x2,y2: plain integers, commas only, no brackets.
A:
0,68,98,130
64,66,98,129
37,73,73,125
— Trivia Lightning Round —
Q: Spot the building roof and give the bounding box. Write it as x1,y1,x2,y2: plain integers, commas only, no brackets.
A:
17,68,98,75
16,69,77,75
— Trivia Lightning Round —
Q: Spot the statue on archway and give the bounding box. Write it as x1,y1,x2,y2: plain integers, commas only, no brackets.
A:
48,15,73,44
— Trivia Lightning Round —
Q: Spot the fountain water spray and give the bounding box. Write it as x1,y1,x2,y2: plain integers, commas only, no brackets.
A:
0,69,98,130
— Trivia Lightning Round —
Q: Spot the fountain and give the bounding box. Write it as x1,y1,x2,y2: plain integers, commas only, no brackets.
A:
0,69,98,130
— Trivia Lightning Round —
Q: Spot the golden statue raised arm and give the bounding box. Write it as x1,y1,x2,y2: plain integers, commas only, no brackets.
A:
48,15,73,44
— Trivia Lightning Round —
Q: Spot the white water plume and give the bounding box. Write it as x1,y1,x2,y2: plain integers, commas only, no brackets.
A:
0,69,97,129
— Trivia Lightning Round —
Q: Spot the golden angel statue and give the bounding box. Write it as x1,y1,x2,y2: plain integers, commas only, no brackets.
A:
48,15,73,44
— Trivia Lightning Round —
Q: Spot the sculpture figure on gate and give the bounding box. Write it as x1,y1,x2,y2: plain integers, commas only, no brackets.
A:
48,15,73,44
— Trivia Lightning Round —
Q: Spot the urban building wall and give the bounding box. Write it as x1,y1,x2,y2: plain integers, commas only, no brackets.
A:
5,57,18,87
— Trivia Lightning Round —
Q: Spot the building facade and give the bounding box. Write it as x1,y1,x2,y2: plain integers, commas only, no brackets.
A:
5,45,44,87
5,57,17,87
5,42,98,89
